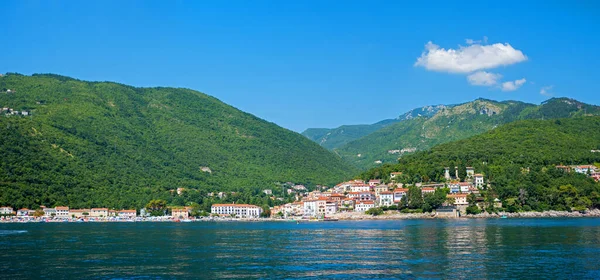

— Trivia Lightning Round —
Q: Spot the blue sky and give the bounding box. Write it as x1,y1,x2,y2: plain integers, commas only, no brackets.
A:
1,1,599,132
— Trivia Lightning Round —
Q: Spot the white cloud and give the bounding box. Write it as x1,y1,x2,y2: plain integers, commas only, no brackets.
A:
467,71,502,86
415,41,527,73
501,78,527,91
465,36,488,45
540,85,554,96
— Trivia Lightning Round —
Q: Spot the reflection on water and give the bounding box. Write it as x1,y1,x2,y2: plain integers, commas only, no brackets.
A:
1,219,600,279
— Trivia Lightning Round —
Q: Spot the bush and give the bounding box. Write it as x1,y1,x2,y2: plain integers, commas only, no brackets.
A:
466,205,482,215
366,207,384,216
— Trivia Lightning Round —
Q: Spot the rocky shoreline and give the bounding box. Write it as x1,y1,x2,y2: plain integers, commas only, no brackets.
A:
325,209,600,220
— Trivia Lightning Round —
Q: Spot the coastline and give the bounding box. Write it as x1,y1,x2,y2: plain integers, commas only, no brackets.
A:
2,209,600,223
317,209,600,221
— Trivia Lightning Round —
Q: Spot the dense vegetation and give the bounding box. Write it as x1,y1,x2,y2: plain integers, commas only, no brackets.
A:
360,117,600,212
0,73,356,210
334,98,600,169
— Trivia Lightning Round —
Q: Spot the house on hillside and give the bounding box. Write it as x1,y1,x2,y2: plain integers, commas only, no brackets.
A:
390,172,402,180
393,188,408,203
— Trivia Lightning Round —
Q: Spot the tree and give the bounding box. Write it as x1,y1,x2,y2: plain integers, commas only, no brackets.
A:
33,209,44,217
407,186,423,209
366,207,384,216
146,199,167,216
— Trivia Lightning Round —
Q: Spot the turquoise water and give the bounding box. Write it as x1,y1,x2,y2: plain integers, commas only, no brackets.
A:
1,218,600,279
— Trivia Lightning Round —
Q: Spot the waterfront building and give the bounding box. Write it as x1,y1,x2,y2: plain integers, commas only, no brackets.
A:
172,208,189,219
354,201,375,212
90,208,109,217
17,208,29,216
0,206,13,215
55,206,70,218
42,207,56,217
70,209,90,218
325,201,338,216
118,209,137,218
210,204,262,218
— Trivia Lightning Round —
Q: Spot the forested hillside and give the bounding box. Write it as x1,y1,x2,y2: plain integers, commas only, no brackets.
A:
360,117,600,211
0,73,356,209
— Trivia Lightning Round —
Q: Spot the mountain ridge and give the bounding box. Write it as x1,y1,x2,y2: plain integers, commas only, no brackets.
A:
316,97,600,169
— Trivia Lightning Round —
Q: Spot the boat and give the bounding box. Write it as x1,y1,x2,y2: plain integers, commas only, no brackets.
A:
324,217,338,221
500,215,508,219
181,219,192,223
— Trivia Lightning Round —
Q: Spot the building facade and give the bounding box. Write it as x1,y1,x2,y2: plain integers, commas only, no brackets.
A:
211,204,262,218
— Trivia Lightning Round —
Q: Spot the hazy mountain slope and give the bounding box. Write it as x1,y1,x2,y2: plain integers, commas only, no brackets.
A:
301,105,444,150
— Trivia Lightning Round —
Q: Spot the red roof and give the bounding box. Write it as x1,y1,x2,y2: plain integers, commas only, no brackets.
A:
380,191,393,194
393,188,409,192
55,206,69,210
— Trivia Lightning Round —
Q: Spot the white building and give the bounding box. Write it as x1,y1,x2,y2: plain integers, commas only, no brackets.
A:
574,165,597,174
390,172,402,180
118,210,137,218
17,208,30,216
393,188,408,203
325,201,338,216
368,179,381,186
355,201,375,212
211,204,262,218
378,192,394,207
350,184,370,193
474,174,484,188
43,207,56,217
55,206,70,218
0,206,13,215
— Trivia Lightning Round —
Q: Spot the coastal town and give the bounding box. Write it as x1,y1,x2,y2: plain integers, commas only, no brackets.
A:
1,164,597,223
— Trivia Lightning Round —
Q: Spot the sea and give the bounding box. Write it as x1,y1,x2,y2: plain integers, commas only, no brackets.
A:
1,218,600,279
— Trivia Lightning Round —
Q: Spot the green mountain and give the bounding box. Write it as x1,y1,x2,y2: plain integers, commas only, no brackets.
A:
301,105,444,150
0,73,356,209
360,117,600,211
335,98,600,169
